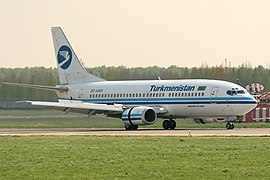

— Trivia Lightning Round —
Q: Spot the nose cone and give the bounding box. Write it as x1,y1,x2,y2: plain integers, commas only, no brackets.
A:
246,95,258,112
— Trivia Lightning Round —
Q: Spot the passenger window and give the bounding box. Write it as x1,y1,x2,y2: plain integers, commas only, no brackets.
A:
150,93,152,97
169,93,171,97
202,93,204,96
143,93,145,97
162,93,165,97
194,93,197,97
89,94,92,98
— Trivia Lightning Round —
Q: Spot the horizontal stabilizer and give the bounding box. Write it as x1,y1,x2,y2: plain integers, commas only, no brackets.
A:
3,82,68,92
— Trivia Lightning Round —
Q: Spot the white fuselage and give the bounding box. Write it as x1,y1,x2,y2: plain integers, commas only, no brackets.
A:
56,79,257,118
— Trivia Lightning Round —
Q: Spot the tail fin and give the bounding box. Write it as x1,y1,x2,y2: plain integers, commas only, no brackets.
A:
51,27,105,85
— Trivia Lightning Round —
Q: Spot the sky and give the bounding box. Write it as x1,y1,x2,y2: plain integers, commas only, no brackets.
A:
1,0,270,68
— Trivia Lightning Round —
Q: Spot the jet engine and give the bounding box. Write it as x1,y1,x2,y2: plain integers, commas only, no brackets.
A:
122,106,157,126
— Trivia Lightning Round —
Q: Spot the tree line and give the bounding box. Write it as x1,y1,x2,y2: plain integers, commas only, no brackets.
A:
0,65,270,101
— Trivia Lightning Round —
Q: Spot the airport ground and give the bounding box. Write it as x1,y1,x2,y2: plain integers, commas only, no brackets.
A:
0,136,270,179
0,109,270,179
1,109,270,129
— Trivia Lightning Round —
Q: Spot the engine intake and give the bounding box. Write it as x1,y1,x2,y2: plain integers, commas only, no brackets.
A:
122,106,157,126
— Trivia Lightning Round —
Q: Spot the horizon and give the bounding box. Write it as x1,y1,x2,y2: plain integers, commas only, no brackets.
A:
1,61,267,69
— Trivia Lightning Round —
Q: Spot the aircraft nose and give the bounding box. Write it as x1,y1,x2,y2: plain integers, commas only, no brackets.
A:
250,96,258,109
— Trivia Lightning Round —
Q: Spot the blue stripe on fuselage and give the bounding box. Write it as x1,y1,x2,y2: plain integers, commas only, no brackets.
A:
60,97,257,105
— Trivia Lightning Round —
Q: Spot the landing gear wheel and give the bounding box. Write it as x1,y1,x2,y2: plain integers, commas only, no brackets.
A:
125,125,132,130
131,125,138,130
169,120,176,130
226,122,234,130
124,124,138,130
163,119,176,130
163,120,170,130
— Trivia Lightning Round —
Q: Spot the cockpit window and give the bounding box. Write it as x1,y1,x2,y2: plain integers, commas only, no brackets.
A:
227,90,236,96
227,89,246,96
236,90,245,94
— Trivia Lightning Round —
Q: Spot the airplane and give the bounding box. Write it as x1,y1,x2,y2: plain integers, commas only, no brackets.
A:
4,27,257,130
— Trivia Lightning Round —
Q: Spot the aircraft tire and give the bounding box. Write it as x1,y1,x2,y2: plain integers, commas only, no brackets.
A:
131,125,138,130
169,120,176,130
226,122,234,130
163,120,170,130
125,125,132,130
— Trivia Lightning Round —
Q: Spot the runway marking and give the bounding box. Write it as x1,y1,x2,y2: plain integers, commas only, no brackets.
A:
0,128,269,136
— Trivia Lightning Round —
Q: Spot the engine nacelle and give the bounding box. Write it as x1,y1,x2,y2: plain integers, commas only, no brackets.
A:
122,106,157,126
194,118,225,124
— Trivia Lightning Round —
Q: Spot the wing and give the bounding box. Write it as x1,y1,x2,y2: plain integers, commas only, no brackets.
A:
17,100,168,117
18,100,123,116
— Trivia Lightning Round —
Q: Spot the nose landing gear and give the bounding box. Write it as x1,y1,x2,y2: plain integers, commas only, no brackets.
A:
226,122,234,130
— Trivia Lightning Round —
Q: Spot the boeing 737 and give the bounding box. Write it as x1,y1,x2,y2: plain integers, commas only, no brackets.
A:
4,27,257,130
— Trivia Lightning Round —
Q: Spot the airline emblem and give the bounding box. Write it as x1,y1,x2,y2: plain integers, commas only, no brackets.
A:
57,45,72,69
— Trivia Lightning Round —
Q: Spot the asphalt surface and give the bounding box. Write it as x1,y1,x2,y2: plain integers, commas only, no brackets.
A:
0,128,269,136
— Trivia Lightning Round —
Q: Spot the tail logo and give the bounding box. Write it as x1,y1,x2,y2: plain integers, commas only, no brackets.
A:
57,45,72,69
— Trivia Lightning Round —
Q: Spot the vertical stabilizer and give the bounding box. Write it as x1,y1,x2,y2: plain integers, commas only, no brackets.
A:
51,27,105,85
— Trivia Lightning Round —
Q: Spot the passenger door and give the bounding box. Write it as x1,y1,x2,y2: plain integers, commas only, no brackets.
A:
210,86,219,103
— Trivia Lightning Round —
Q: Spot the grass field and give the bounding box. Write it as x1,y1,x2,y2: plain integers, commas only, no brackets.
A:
0,136,269,179
0,109,270,129
1,110,270,179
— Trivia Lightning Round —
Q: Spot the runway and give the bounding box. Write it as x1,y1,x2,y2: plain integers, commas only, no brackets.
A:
0,128,269,136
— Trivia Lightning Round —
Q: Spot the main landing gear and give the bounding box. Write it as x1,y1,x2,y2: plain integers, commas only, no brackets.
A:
162,119,176,130
226,122,234,130
124,124,138,130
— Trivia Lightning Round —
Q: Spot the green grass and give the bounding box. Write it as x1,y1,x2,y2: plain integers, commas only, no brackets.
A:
0,136,269,179
1,109,270,129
